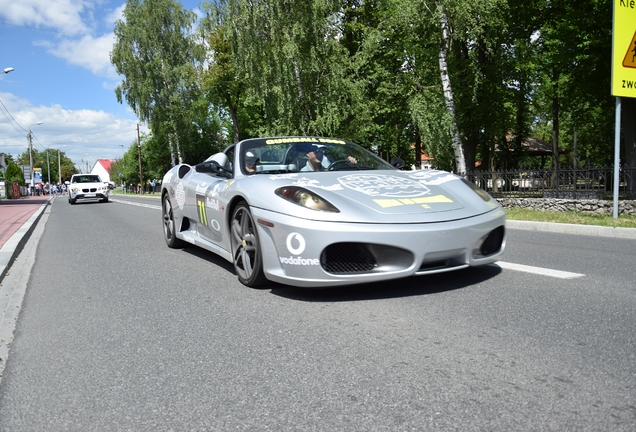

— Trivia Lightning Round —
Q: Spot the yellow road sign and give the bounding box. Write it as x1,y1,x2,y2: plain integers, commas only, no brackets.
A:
612,0,636,97
623,31,636,68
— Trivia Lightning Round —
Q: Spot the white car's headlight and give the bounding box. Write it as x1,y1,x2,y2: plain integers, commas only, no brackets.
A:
275,186,339,212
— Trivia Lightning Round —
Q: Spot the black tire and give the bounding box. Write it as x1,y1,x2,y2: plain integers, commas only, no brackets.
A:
231,202,266,287
162,194,184,248
101,197,109,203
69,198,76,205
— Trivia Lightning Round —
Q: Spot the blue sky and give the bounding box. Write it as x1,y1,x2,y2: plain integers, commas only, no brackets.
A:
0,0,200,171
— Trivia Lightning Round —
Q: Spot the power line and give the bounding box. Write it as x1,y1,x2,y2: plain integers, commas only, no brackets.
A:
0,97,28,134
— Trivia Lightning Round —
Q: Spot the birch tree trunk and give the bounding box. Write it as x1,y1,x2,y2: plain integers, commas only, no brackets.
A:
437,2,466,175
172,129,184,165
168,135,176,167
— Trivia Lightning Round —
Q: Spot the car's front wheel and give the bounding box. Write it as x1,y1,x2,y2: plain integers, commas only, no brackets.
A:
162,194,184,248
231,202,266,287
69,198,76,205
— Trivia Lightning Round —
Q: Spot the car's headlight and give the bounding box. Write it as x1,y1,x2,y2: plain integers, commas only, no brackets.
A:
275,186,339,212
461,178,492,202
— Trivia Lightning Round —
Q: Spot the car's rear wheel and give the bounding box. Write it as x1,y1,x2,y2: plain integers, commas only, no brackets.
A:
231,202,266,287
162,194,184,248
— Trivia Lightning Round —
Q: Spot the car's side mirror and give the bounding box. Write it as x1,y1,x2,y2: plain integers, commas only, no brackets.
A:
390,157,405,169
195,161,232,178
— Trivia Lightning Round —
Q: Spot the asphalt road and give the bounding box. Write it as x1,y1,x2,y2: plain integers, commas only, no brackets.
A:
0,195,634,431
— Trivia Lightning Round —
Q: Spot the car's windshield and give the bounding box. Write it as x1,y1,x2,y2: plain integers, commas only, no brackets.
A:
239,137,396,175
72,175,101,183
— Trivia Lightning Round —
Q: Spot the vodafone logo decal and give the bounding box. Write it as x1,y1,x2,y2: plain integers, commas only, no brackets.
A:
280,232,319,266
286,232,306,255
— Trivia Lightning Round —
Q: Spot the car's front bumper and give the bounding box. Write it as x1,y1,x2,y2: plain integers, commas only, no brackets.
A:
251,206,506,288
69,192,109,201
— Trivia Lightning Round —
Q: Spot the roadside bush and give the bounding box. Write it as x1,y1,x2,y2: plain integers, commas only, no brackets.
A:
5,161,25,186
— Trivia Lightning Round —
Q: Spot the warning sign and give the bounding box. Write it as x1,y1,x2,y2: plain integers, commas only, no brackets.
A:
623,31,636,69
612,0,636,97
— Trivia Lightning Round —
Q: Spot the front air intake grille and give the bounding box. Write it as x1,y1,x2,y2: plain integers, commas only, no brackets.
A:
480,226,505,256
320,243,414,275
321,243,377,274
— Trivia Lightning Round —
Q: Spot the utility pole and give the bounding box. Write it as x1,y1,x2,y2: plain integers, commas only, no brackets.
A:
137,124,144,194
46,151,50,186
27,122,42,192
27,131,34,190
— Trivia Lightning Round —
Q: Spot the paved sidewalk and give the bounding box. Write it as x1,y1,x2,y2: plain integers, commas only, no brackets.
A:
0,195,51,283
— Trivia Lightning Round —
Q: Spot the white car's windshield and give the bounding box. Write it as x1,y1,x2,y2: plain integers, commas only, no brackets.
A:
72,175,101,183
239,137,395,175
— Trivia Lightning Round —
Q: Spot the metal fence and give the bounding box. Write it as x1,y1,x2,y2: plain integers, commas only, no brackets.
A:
466,166,636,200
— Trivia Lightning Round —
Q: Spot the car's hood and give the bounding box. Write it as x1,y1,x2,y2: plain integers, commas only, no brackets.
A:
238,170,503,223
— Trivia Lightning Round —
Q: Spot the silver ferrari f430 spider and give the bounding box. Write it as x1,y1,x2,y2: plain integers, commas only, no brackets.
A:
161,137,506,288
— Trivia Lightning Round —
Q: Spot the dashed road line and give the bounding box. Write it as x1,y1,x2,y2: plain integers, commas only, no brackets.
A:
494,261,585,279
110,198,161,210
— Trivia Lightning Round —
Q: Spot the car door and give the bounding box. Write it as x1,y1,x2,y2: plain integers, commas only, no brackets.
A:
185,147,235,245
183,172,226,244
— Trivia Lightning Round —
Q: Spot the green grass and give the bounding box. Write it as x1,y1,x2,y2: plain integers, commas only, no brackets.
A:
506,208,636,229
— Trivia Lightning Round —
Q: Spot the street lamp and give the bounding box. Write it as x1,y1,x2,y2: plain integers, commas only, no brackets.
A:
3,67,14,74
27,122,43,193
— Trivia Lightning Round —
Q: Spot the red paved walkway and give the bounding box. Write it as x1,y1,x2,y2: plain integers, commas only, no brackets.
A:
0,196,51,250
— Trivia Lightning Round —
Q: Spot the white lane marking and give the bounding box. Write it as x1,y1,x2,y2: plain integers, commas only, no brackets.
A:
494,261,585,279
110,198,161,210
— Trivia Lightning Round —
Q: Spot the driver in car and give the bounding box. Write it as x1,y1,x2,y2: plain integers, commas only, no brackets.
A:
301,145,330,171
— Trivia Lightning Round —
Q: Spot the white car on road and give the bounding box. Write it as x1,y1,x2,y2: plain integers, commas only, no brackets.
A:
68,174,110,204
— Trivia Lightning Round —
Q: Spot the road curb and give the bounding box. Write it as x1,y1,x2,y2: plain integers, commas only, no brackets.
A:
506,219,636,239
0,200,50,285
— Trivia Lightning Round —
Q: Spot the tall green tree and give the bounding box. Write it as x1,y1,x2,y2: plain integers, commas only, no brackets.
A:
111,0,207,166
531,0,613,168
4,161,25,185
208,0,354,138
199,9,246,144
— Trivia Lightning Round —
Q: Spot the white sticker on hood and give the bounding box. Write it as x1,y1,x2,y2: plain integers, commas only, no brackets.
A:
409,170,459,185
175,182,185,210
291,178,343,191
338,174,430,197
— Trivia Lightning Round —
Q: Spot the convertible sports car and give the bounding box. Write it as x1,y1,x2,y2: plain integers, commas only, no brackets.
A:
161,137,506,288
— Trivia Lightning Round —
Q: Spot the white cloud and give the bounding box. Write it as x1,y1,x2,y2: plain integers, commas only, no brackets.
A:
37,33,118,79
0,91,146,163
1,0,120,80
0,0,91,36
104,4,125,27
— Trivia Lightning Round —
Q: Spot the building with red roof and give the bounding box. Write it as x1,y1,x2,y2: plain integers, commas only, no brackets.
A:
91,159,114,184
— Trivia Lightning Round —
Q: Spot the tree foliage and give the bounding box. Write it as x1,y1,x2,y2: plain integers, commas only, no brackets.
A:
112,0,224,168
14,149,77,184
4,161,25,185
111,0,619,176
